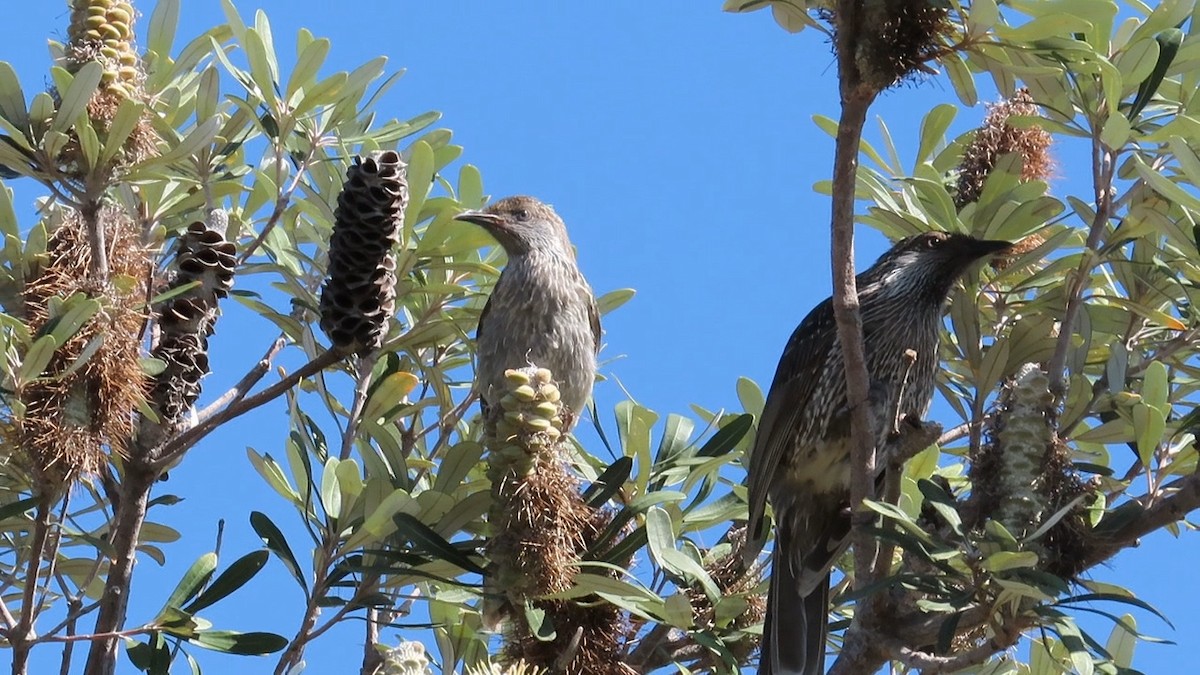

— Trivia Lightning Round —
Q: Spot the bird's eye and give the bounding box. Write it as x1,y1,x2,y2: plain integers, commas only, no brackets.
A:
924,236,943,249
515,208,531,222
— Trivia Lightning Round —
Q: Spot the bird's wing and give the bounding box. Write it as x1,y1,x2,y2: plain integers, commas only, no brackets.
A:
588,293,602,355
475,289,496,416
745,298,838,549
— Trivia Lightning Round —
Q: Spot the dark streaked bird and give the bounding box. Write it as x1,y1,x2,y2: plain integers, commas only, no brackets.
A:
747,232,1011,675
456,196,600,429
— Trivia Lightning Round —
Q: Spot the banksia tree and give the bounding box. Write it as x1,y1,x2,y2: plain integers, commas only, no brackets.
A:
319,150,408,354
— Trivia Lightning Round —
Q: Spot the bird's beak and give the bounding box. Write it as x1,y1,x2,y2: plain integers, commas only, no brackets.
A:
455,210,506,232
967,238,1014,259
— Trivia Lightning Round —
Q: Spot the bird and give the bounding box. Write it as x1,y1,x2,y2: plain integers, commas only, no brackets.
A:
455,195,600,431
746,231,1012,675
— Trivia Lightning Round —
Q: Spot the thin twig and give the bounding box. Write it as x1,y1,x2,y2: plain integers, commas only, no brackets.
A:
11,497,55,674
196,335,288,422
155,348,345,470
341,353,379,460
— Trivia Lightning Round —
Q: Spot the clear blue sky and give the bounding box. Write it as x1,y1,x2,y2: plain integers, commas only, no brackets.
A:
7,2,1198,673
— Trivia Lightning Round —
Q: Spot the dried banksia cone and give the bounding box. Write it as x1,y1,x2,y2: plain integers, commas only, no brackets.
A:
684,525,766,662
485,366,633,674
955,89,1053,209
19,204,150,489
840,0,954,92
149,221,236,424
319,151,407,354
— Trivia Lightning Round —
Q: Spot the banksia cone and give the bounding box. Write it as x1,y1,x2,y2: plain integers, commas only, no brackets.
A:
467,660,546,675
485,366,633,674
955,89,1053,209
319,151,407,354
19,204,150,489
149,221,236,424
823,0,953,92
970,363,1091,574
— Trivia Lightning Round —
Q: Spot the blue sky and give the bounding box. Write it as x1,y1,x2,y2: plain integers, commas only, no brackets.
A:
6,1,1199,673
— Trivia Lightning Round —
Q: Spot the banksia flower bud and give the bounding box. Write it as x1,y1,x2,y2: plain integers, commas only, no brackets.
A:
66,0,141,99
378,641,432,675
149,221,236,424
483,366,633,673
319,151,407,354
467,660,546,675
970,363,1093,576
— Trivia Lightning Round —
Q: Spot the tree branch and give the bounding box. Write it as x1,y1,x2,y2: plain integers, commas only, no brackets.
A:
155,348,344,470
831,0,882,593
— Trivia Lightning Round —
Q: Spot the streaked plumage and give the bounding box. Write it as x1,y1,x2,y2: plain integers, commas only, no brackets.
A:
747,232,1012,675
456,196,600,428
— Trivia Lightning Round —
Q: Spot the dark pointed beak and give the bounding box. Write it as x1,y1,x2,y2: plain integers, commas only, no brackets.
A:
967,238,1014,259
455,210,506,232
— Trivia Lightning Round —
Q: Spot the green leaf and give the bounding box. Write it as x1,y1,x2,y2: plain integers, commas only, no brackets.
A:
160,553,218,615
98,98,147,167
1105,613,1137,668
1132,402,1166,466
185,550,269,614
432,441,484,494
146,0,181,59
363,371,418,422
243,29,278,108
583,456,633,508
286,37,331,103
189,630,287,655
250,511,307,591
697,413,753,457
0,62,29,128
1127,28,1183,121
392,512,484,574
735,377,765,419
0,496,38,521
51,62,102,134
319,457,341,520
596,288,635,315
19,334,58,384
982,550,1040,572
916,104,957,166
1141,360,1169,414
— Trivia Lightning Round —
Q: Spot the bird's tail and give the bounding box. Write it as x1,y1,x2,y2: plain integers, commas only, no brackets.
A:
760,526,829,675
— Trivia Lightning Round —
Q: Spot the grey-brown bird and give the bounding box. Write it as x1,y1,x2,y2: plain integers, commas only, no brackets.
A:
455,196,600,429
747,232,1011,675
